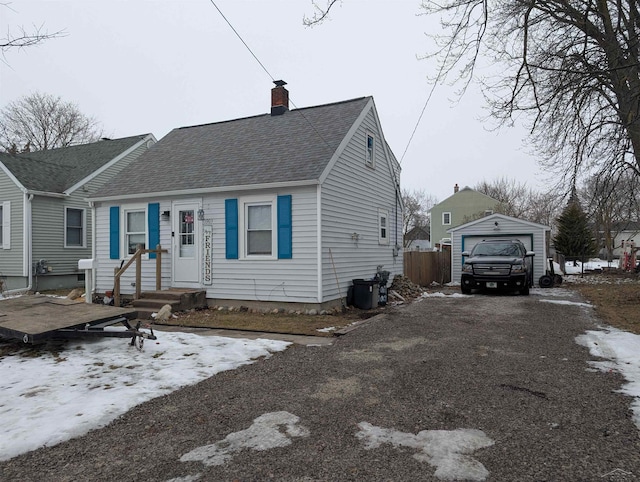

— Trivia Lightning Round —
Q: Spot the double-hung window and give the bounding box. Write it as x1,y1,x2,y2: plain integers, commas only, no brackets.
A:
65,207,85,248
125,208,146,255
378,208,389,245
442,212,451,226
225,195,292,260
366,133,375,167
0,201,10,250
246,203,273,256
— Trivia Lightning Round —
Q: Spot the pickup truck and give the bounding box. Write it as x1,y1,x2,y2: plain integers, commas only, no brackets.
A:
461,239,535,295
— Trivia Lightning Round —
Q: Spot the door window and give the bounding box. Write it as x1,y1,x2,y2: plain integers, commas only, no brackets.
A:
179,210,195,257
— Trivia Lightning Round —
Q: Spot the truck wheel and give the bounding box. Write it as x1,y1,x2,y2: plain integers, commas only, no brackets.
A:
539,275,554,288
520,285,530,295
461,285,472,295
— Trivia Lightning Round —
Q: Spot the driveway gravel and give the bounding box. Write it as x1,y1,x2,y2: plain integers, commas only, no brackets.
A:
1,288,639,481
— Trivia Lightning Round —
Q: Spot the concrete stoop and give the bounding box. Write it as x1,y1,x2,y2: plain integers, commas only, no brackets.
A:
132,289,207,320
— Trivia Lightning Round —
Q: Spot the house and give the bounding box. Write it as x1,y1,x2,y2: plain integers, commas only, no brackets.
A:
405,226,430,251
448,213,551,284
88,82,403,310
0,134,156,292
429,185,500,250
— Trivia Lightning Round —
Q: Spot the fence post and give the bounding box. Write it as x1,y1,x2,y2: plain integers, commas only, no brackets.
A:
156,244,162,291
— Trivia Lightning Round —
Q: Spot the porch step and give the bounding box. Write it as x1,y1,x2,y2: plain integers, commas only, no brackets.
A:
132,289,207,320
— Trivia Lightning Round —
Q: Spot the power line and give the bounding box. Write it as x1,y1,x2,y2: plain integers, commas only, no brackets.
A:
399,79,439,165
209,1,275,82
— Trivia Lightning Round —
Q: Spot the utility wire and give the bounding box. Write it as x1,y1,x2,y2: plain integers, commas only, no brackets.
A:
209,0,333,150
399,79,439,165
209,1,275,82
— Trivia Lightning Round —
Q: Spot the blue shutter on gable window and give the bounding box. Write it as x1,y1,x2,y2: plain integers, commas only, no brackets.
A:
109,206,120,259
277,195,292,259
225,199,238,259
148,203,160,259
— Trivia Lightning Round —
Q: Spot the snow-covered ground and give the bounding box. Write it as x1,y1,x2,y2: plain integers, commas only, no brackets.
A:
0,331,290,462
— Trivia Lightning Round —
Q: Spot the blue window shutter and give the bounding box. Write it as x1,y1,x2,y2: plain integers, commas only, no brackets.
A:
225,199,238,259
277,195,292,259
148,203,160,259
109,206,120,259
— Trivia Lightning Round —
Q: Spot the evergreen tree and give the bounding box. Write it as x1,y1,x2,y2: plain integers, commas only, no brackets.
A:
553,199,597,259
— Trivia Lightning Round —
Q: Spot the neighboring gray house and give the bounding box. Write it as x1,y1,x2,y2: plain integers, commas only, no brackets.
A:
449,213,551,284
0,134,156,292
89,82,403,309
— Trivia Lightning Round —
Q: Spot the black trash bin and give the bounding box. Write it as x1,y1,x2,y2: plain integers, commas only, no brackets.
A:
352,279,379,309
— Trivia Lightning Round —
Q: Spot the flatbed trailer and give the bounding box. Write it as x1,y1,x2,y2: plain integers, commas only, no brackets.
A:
0,295,156,347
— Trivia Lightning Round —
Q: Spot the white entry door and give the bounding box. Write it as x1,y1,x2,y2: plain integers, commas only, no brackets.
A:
172,202,201,286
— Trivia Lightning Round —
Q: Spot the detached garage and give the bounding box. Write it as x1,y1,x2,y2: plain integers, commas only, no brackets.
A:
448,213,551,285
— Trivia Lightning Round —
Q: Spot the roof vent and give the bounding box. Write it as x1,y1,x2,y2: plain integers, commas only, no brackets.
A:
271,80,289,116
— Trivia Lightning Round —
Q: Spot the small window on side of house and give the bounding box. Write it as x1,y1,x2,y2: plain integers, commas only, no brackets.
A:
442,212,451,225
378,208,389,245
366,134,375,167
485,210,494,216
65,207,85,248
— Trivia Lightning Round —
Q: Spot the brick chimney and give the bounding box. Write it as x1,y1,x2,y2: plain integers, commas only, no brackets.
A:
271,80,289,116
454,183,459,193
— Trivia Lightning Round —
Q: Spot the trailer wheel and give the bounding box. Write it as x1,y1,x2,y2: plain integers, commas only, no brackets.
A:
539,275,554,288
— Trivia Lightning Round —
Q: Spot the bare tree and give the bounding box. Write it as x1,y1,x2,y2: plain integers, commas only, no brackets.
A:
307,1,640,188
582,170,640,260
303,1,341,26
474,177,563,226
402,188,437,248
1,3,64,54
420,1,640,187
0,92,102,152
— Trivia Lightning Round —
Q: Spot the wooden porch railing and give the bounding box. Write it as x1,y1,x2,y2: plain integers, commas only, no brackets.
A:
113,244,168,307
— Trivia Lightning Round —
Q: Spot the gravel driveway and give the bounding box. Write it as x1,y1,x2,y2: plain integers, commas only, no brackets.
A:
2,288,640,481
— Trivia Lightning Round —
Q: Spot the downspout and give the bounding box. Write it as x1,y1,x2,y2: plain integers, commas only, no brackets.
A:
316,183,323,304
90,200,96,298
6,193,33,294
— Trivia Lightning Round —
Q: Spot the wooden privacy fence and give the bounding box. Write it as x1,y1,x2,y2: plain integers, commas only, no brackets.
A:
403,250,451,286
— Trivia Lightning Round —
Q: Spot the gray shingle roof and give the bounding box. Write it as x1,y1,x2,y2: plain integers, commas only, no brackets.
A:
0,135,150,193
90,97,372,199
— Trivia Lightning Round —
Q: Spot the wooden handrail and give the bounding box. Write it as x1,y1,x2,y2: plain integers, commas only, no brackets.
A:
113,244,168,307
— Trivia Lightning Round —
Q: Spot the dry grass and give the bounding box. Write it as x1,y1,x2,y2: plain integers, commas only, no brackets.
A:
154,307,385,337
565,271,640,334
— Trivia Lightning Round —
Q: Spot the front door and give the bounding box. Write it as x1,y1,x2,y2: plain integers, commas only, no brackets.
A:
172,201,200,286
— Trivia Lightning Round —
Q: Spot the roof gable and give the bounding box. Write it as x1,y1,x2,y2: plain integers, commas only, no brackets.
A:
448,213,551,232
90,97,372,199
430,187,499,211
0,135,151,194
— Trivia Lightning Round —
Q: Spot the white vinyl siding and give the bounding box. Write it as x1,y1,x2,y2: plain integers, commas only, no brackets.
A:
94,188,319,303
94,199,171,295
320,106,402,302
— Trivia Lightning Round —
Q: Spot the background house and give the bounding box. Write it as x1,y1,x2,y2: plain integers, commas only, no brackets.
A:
404,226,430,251
449,213,551,284
0,134,156,292
429,184,500,250
89,83,403,310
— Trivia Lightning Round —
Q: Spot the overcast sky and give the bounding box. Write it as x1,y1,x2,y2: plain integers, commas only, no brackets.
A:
0,0,548,202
